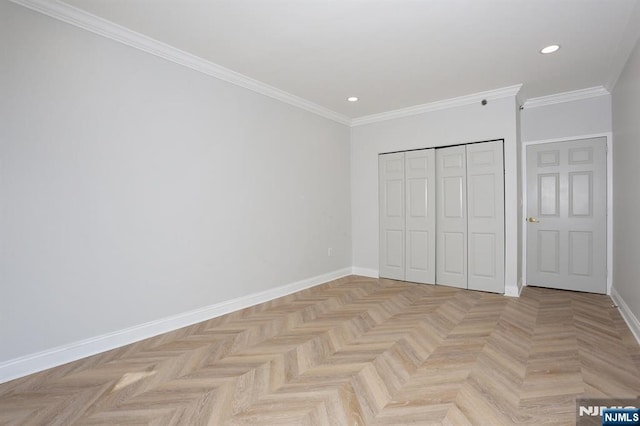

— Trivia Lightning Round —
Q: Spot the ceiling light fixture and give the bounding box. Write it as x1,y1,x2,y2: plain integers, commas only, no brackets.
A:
540,44,560,54
347,96,359,102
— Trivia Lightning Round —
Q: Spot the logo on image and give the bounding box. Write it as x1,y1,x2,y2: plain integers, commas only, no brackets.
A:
576,398,640,426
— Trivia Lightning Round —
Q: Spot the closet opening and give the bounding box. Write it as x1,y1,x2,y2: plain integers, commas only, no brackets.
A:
378,139,505,293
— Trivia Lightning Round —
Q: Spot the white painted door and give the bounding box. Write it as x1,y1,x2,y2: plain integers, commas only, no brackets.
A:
526,137,607,294
436,145,467,288
467,141,504,293
405,149,436,284
379,152,405,280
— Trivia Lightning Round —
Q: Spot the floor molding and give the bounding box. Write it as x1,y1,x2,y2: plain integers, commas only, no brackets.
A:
351,267,379,278
351,268,521,299
611,286,640,345
504,278,524,298
0,267,352,384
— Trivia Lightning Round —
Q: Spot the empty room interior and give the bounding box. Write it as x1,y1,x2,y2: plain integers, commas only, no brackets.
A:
2,0,640,424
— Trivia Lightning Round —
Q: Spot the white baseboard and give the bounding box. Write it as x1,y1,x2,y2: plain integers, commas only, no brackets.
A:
0,267,352,384
611,286,640,345
351,267,379,278
504,277,523,298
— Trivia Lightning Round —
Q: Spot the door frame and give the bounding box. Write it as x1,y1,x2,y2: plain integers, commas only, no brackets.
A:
522,132,613,295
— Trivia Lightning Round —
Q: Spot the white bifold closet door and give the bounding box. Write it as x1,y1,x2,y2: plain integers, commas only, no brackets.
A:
379,150,436,284
436,141,504,292
405,150,436,283
436,145,468,288
379,152,405,280
466,142,504,293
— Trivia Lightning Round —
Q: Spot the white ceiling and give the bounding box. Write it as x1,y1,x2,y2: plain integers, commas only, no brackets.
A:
60,0,640,119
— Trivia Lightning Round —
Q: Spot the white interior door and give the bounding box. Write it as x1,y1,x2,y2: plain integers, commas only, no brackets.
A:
526,137,607,294
467,141,505,293
405,149,436,284
436,145,467,288
379,152,405,280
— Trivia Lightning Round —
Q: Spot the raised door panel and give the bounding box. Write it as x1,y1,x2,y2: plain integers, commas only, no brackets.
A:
436,146,467,288
466,141,504,293
568,231,592,276
379,153,405,280
385,230,404,268
569,172,592,217
442,177,464,217
443,232,465,275
537,230,560,273
405,149,436,284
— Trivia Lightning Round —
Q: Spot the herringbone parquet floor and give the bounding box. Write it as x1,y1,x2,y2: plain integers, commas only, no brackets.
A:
1,276,639,425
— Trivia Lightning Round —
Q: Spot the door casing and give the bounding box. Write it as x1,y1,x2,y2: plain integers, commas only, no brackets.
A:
522,133,613,295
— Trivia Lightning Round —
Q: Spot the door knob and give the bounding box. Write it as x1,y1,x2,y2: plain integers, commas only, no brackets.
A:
527,217,539,223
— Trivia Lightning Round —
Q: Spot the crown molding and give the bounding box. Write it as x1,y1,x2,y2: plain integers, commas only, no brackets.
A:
522,86,610,109
9,0,352,126
351,84,523,127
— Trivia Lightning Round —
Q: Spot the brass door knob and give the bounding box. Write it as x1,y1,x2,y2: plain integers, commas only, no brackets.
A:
527,217,539,223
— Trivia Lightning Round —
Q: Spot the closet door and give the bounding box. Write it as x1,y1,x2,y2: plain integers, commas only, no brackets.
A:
405,150,436,284
436,146,468,288
467,141,504,293
379,152,405,280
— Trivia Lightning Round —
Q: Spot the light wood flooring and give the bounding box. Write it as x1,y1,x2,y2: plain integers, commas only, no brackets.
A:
1,276,639,425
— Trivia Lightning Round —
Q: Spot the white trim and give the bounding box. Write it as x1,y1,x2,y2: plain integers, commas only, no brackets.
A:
6,0,525,128
0,267,352,384
504,278,523,297
351,85,523,127
503,282,521,298
523,86,610,109
351,267,379,278
611,287,640,345
8,0,351,126
521,133,613,295
522,140,528,288
520,131,528,295
606,134,613,296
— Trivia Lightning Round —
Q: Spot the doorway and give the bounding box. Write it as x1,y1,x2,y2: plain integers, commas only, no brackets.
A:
525,137,607,294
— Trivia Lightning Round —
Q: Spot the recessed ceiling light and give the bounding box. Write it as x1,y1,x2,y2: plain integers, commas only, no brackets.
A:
540,44,560,54
347,96,359,102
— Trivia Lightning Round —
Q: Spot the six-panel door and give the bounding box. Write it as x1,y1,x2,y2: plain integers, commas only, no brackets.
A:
405,150,436,284
436,145,468,288
379,152,405,280
526,137,606,294
466,141,505,293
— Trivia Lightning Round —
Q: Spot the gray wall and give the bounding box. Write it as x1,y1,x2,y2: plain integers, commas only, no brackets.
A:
612,37,640,324
0,2,351,363
521,95,612,142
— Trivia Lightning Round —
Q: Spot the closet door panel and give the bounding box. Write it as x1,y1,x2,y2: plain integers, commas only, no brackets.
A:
467,141,504,293
436,146,467,288
405,149,436,284
379,153,405,280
